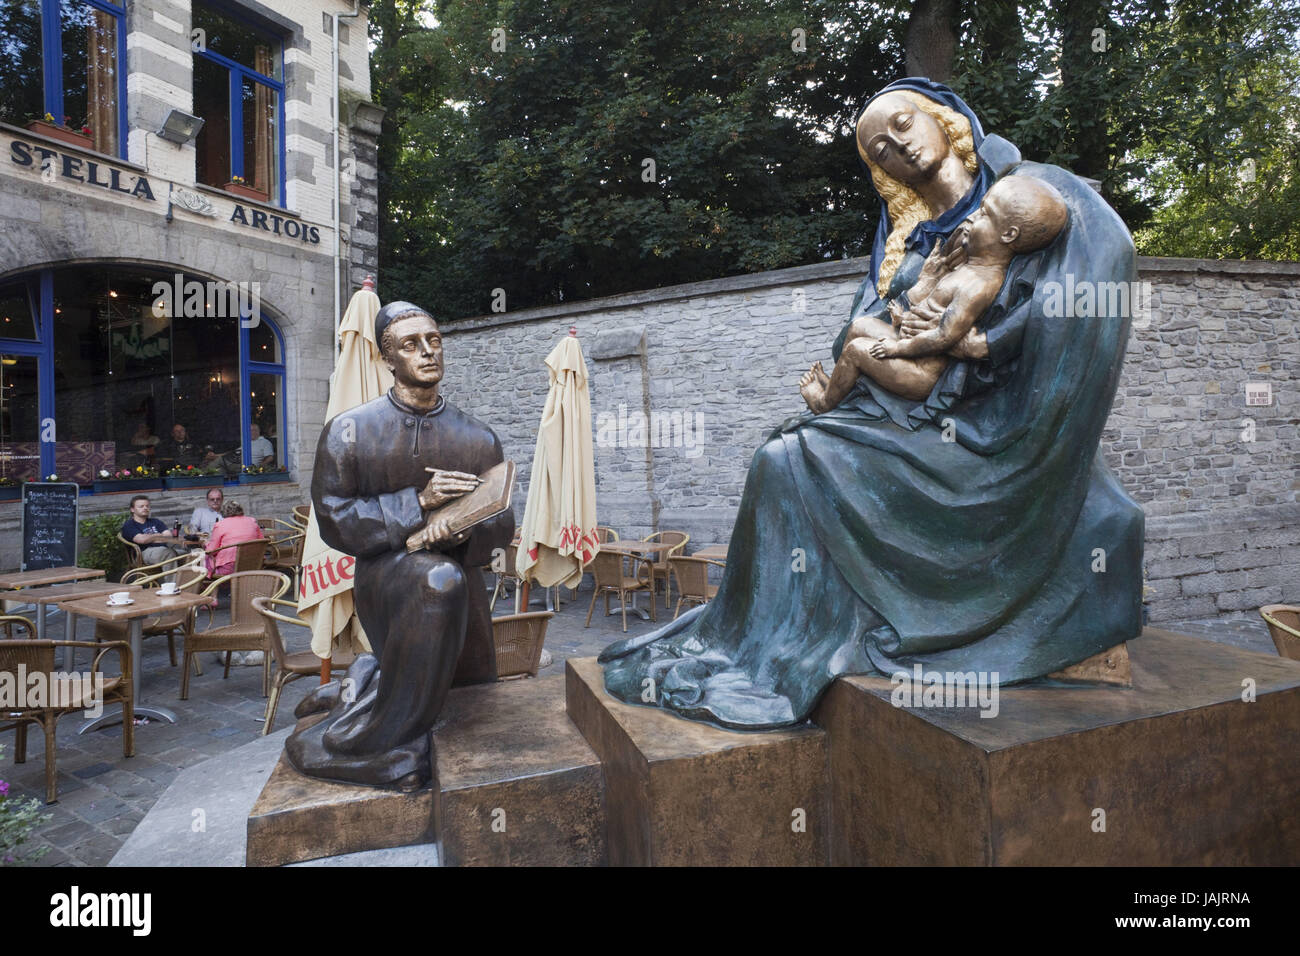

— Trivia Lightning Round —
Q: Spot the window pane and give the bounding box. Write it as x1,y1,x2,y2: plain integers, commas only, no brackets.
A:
241,76,278,199
194,54,230,188
249,320,280,363
0,0,44,130
0,354,40,483
0,280,39,341
193,2,281,80
248,372,281,467
61,1,119,156
170,299,239,469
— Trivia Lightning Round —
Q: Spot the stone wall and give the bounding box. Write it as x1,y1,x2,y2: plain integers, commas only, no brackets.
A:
437,256,1299,625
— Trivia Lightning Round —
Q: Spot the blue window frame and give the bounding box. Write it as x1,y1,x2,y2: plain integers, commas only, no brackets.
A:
10,0,129,158
0,266,288,486
192,2,286,207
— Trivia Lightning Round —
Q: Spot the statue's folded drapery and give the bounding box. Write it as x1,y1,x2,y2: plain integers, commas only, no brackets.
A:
600,158,1144,730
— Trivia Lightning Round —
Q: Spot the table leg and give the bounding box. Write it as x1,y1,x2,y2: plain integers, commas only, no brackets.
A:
78,616,177,733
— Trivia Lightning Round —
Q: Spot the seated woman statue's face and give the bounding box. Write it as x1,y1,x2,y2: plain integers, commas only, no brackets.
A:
857,93,951,186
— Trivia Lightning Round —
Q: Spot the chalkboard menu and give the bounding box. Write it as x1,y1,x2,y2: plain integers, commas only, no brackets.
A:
21,482,79,571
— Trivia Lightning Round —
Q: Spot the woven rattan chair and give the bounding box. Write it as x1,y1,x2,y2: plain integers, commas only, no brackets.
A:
492,611,554,680
263,530,305,593
668,556,725,620
291,504,311,528
179,571,289,700
250,596,356,734
117,532,145,570
585,550,654,633
643,531,689,607
489,542,524,614
1261,605,1300,660
1,627,133,803
95,553,208,668
594,527,620,544
205,536,268,577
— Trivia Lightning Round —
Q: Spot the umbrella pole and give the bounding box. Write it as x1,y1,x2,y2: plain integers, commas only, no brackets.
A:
321,656,332,685
519,580,531,611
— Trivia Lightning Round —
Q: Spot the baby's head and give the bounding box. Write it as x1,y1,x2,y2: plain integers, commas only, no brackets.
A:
966,176,1068,258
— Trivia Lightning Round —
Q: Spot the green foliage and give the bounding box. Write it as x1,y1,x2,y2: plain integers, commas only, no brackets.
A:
372,0,1300,315
80,510,130,582
0,744,52,866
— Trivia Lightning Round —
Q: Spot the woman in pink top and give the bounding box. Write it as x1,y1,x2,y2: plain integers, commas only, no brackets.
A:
205,500,264,577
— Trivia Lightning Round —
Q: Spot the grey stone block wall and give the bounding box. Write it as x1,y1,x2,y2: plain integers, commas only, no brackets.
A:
437,256,1299,626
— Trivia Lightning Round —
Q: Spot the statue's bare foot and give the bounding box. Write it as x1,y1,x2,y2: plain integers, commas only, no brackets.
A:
812,361,829,389
799,366,829,414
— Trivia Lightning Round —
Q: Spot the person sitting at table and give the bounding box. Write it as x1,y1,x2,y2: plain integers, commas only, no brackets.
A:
249,423,275,467
121,495,189,566
189,488,225,535
204,500,264,578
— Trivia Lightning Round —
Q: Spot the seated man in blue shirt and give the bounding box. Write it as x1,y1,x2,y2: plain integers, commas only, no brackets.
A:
121,495,190,567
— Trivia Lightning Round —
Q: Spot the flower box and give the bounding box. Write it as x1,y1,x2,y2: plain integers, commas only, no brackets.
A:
164,474,225,490
224,181,270,203
26,119,93,150
238,472,290,484
0,486,20,502
93,478,164,494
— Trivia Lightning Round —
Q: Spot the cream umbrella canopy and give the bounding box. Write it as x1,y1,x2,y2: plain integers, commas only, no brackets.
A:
298,276,393,663
516,327,599,591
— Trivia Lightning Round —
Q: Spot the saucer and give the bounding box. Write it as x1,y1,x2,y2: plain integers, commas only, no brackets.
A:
107,598,135,606
158,589,180,596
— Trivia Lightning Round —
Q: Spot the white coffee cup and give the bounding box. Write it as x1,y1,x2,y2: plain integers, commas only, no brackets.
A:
159,582,179,595
109,591,131,604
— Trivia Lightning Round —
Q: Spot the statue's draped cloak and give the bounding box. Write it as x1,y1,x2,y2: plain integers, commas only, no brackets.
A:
286,391,514,784
600,81,1144,730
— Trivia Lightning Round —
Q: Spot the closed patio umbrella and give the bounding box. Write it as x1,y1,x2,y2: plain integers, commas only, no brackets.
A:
516,327,599,595
297,276,393,673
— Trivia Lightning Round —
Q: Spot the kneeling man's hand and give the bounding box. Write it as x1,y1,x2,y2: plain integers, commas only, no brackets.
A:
419,468,479,510
422,517,469,550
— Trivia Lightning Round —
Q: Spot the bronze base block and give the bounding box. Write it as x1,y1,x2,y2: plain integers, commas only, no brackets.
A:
565,656,828,866
246,717,436,867
813,627,1300,865
433,674,606,866
246,676,606,866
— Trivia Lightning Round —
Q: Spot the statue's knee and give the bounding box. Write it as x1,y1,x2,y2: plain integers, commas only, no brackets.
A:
844,337,873,364
421,560,465,600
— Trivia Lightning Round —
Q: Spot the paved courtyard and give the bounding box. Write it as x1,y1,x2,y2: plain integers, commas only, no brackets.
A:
0,576,1280,866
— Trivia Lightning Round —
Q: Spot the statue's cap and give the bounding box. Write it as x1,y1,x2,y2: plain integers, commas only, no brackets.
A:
374,300,434,346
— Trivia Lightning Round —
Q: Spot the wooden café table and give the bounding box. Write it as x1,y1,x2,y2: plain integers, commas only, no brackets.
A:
693,544,729,561
58,589,215,732
0,567,109,660
22,580,145,668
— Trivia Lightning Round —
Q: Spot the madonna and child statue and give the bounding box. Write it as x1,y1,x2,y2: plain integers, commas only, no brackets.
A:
600,78,1145,729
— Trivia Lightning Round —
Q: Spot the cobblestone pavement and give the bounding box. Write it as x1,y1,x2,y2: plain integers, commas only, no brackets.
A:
0,578,1280,866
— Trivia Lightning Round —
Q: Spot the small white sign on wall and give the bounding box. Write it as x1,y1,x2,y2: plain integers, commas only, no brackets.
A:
1244,382,1273,407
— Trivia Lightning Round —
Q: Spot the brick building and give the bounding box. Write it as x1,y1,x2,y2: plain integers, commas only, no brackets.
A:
0,0,379,504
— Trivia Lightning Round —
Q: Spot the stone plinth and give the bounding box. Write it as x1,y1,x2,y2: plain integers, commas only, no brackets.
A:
813,627,1300,865
246,717,435,867
565,656,828,866
433,675,606,866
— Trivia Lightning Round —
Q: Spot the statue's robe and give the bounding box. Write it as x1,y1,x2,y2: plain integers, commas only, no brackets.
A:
286,390,513,785
601,84,1144,729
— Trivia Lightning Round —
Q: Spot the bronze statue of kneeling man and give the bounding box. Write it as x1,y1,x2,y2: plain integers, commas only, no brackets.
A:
286,301,514,790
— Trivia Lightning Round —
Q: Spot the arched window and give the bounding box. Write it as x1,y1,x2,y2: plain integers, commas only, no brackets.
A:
0,264,288,487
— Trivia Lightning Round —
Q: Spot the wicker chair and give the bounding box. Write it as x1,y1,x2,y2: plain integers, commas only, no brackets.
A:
179,571,289,700
594,527,620,544
95,553,208,668
585,550,654,633
263,530,305,594
1,625,133,803
492,611,554,680
205,536,269,577
291,504,311,528
643,531,689,608
117,532,145,570
668,556,725,620
1260,605,1300,660
250,596,356,735
489,542,524,614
